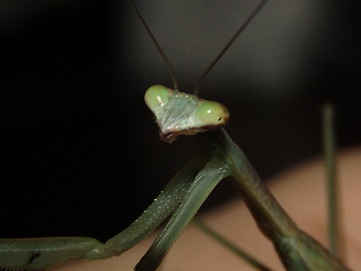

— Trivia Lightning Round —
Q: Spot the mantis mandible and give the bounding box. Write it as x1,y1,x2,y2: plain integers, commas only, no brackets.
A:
0,1,353,270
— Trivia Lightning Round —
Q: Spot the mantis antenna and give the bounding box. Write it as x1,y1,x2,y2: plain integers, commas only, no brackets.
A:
129,0,268,96
129,0,179,91
193,0,268,96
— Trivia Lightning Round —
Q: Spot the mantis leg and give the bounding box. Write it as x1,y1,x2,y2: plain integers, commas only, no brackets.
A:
0,151,208,271
86,150,209,259
210,128,351,271
135,154,231,271
0,237,102,271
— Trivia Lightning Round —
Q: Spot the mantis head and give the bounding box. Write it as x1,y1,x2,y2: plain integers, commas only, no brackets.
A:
145,85,229,143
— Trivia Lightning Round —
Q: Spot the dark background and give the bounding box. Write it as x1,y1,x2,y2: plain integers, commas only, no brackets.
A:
1,0,360,242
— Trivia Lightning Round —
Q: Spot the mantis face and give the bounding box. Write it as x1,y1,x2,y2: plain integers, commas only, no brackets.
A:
145,85,229,143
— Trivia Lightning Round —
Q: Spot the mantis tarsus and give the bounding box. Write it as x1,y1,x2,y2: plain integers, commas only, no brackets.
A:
0,1,354,270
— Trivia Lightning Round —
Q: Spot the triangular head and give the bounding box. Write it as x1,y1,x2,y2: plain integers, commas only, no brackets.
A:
145,85,229,143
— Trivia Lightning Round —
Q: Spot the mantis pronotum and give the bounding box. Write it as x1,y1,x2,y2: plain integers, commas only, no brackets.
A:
0,1,354,270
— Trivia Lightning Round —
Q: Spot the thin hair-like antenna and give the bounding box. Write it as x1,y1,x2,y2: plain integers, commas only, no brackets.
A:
193,0,268,96
129,0,179,90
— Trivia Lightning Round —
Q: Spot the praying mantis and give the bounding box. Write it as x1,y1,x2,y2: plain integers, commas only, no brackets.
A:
0,0,356,270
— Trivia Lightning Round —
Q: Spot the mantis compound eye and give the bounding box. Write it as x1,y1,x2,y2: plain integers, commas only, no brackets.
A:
192,100,230,129
144,85,173,113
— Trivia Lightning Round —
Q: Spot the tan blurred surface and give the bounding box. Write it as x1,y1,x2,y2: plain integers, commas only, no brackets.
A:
54,146,361,271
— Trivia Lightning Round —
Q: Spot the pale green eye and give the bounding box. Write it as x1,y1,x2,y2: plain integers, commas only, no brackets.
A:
193,101,229,128
144,85,173,113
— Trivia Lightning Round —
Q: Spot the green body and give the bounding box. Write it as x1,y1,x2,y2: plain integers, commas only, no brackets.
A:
0,127,352,271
